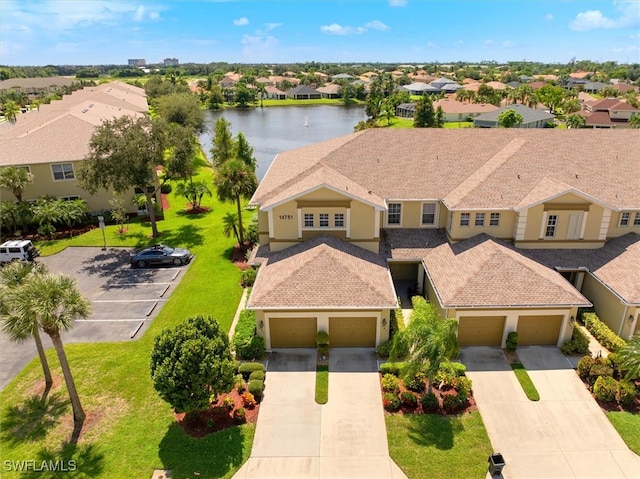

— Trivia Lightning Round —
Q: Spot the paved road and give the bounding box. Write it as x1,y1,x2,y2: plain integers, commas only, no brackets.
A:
462,346,640,479
0,247,191,390
232,348,408,479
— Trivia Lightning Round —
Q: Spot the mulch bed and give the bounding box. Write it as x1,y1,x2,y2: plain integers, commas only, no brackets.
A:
175,388,260,438
230,242,252,271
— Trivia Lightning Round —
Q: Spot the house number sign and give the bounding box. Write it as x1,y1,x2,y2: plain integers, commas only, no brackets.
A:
278,215,294,220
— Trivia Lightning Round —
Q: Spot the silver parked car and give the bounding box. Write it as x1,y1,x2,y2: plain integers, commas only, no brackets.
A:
129,244,192,268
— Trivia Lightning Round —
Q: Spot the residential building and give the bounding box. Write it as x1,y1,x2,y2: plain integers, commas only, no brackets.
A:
395,99,497,122
286,85,321,100
0,77,77,99
473,104,555,128
248,129,639,350
0,82,149,215
316,84,342,99
128,59,146,67
163,58,179,66
580,98,639,128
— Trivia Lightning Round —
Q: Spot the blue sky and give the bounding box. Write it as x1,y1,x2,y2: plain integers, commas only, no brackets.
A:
1,1,639,66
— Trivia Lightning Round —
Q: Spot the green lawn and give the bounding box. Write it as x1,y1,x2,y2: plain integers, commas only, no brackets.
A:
386,411,492,479
0,158,256,478
607,411,640,455
511,363,540,401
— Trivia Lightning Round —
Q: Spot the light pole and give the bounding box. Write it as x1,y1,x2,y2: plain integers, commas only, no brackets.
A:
98,216,106,250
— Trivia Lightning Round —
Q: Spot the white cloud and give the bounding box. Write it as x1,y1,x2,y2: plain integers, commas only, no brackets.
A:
502,40,514,47
320,23,365,35
569,1,640,31
389,0,407,6
321,20,389,35
241,34,278,59
484,39,494,45
426,41,437,48
133,6,146,22
365,20,389,31
544,14,554,21
234,17,249,26
266,22,282,31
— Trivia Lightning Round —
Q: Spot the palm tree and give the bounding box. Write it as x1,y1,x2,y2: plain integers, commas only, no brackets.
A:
214,160,257,245
10,273,91,427
391,296,459,395
567,114,586,129
0,262,52,393
617,334,640,380
0,165,34,202
3,100,20,123
59,199,90,237
175,180,212,210
222,212,240,244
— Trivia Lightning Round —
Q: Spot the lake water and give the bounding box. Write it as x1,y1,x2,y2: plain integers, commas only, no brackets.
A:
199,105,367,179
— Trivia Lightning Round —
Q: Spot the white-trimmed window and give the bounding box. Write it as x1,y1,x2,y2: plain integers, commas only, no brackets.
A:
319,213,329,227
51,163,75,181
421,203,436,226
304,213,314,227
60,196,80,201
545,214,558,238
460,213,470,227
475,213,485,227
620,212,630,227
334,213,344,228
388,203,401,225
490,212,500,226
634,213,640,226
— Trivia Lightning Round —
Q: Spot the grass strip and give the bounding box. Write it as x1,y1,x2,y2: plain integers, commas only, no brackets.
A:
607,411,640,455
315,365,328,404
511,363,540,401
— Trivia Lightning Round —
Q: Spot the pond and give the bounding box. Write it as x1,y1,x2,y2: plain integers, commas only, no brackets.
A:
199,105,367,179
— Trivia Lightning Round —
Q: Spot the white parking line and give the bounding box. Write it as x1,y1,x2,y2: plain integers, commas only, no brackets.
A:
93,299,166,303
108,282,174,286
77,318,152,322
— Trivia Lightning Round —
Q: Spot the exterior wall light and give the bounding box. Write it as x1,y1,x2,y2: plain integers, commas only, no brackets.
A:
629,315,635,324
259,320,264,330
382,318,387,329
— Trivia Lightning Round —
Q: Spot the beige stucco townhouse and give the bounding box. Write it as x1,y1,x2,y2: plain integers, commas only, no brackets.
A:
0,81,149,214
248,129,640,349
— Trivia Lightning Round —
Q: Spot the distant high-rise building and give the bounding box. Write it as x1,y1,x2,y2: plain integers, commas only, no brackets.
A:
128,59,146,67
164,58,179,66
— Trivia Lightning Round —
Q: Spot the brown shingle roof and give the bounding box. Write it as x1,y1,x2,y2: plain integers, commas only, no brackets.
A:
384,230,591,308
247,235,397,309
252,129,640,211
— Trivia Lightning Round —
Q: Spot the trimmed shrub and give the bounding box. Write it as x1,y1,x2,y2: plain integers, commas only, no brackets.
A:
506,331,519,352
248,379,264,402
593,375,617,403
618,380,637,408
440,361,466,377
443,393,466,413
318,344,329,356
380,362,406,376
233,407,247,424
160,183,172,194
238,362,265,380
420,392,439,412
401,391,418,407
406,373,426,393
381,373,400,393
376,341,393,358
582,312,627,352
561,326,591,355
240,268,257,287
452,376,473,397
577,355,596,379
383,392,401,411
233,310,265,360
316,330,329,346
234,374,246,393
249,370,265,382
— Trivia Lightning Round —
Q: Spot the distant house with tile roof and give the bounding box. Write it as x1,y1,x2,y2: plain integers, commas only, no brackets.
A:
247,129,640,350
0,76,77,98
286,85,321,100
473,104,555,128
316,84,341,99
0,81,149,215
581,98,639,128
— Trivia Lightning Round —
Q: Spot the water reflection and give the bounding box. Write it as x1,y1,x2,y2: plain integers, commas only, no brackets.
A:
199,105,367,179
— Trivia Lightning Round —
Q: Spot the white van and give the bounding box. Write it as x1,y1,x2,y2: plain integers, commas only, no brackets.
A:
0,240,39,264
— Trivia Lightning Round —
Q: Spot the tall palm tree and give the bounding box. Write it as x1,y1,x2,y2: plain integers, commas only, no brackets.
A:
222,212,240,244
10,273,91,426
0,262,52,393
175,180,212,210
0,165,34,202
214,160,257,245
3,100,20,123
617,334,640,380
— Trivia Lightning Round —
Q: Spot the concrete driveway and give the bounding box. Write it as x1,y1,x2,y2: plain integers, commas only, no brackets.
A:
0,247,191,390
461,346,640,479
233,348,407,479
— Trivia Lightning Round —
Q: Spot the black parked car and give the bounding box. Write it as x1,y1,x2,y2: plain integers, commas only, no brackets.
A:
129,244,192,268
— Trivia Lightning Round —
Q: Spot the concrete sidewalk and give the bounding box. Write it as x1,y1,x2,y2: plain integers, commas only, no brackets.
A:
232,349,407,479
462,346,640,479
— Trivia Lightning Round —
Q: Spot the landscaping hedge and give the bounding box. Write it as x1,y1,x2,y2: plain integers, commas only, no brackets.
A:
238,362,265,380
561,325,591,355
248,379,264,401
233,310,266,360
380,362,407,376
582,312,626,352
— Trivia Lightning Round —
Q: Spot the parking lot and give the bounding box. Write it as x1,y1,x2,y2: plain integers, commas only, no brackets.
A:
0,246,192,390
